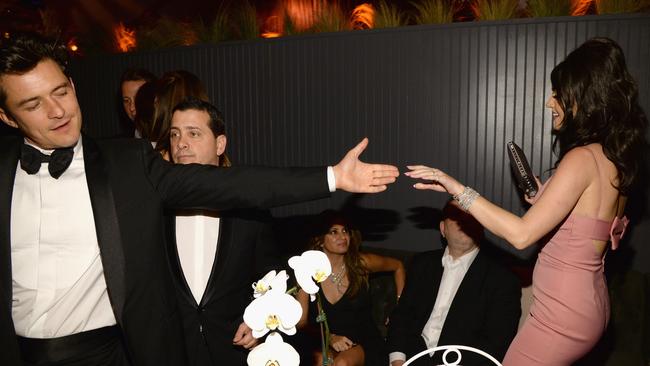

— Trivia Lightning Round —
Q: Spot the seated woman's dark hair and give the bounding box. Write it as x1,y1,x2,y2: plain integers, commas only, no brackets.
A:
551,37,648,194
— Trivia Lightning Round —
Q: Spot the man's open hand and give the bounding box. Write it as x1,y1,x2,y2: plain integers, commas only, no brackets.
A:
332,138,399,193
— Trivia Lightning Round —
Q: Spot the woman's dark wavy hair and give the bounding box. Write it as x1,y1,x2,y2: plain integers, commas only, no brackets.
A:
308,211,368,298
550,37,648,194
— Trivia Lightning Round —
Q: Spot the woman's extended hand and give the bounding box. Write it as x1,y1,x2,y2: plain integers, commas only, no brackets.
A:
405,165,465,196
330,334,355,352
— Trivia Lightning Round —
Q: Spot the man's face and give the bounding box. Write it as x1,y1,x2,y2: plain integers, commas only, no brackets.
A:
121,79,146,121
440,203,482,252
170,109,226,166
0,59,82,149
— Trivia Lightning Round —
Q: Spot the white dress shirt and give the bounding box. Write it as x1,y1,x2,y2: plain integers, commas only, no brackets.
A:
11,138,117,338
174,168,336,303
175,212,220,304
389,246,479,364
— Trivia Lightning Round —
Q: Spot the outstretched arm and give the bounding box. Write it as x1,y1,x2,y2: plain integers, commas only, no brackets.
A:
361,252,405,298
406,148,595,249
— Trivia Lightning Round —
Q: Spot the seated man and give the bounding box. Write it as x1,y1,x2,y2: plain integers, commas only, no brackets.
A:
166,97,279,365
387,200,521,366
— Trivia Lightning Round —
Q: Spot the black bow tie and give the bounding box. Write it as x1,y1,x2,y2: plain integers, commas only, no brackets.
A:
20,144,74,179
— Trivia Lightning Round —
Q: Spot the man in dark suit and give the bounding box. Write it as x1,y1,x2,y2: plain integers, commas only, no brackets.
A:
387,201,521,366
166,97,281,365
0,33,398,366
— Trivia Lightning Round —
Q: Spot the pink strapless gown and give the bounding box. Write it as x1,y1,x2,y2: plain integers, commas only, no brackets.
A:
503,182,628,366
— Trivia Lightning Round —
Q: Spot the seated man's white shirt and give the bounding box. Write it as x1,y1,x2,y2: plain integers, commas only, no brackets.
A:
389,246,479,364
11,138,117,338
175,212,220,303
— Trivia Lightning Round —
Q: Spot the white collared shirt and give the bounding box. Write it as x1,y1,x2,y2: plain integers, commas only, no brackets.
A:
175,212,220,304
389,246,479,364
11,138,116,338
173,168,335,304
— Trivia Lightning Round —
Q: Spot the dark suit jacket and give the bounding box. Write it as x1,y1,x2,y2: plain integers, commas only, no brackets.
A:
0,136,329,366
387,249,521,366
165,209,280,366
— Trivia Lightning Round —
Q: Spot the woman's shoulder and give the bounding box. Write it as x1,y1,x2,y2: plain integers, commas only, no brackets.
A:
562,144,617,177
556,145,601,173
565,144,600,159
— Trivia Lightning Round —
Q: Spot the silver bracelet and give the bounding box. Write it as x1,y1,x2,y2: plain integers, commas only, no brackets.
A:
453,186,480,211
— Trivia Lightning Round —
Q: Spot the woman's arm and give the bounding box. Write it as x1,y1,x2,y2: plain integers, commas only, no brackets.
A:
407,147,596,249
361,252,406,297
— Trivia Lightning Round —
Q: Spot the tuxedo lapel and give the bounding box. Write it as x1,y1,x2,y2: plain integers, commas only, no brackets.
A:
200,217,231,307
82,137,126,324
426,253,444,316
450,251,486,308
0,137,20,310
166,215,198,307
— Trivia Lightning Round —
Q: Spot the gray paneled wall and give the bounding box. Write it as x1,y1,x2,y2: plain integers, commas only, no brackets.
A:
70,14,650,270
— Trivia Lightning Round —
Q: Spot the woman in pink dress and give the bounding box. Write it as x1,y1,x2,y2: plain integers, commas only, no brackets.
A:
406,37,648,365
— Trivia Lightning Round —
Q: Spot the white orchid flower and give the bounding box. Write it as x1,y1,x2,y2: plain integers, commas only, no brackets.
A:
243,289,302,338
288,250,332,301
247,332,300,366
251,270,288,298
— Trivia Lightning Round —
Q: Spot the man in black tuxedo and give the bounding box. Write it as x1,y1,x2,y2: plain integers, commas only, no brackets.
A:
387,201,521,366
0,33,398,366
166,97,281,365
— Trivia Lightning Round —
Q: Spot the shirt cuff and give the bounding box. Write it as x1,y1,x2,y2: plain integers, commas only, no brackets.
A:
389,352,407,364
326,166,336,193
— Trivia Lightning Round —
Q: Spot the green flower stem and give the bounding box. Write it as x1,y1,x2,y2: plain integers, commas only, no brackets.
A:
285,286,298,296
316,293,331,365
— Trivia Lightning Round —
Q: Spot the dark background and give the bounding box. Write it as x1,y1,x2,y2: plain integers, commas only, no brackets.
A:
57,13,650,273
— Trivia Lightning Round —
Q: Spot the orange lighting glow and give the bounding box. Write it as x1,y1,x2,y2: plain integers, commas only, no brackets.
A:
571,0,593,15
262,32,282,38
67,39,79,53
351,3,374,30
262,14,283,38
285,0,323,31
114,22,136,53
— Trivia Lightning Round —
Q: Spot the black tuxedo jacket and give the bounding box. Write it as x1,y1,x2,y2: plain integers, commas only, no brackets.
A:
0,136,329,366
165,209,280,366
387,249,521,366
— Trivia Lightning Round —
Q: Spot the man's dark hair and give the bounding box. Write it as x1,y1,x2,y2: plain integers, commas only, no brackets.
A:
0,32,69,110
172,96,230,166
441,199,484,243
120,68,156,85
172,96,226,138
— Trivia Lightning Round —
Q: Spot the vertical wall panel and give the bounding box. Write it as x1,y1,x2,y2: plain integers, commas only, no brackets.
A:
68,14,650,269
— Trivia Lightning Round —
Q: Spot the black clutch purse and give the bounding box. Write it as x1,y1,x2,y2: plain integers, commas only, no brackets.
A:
507,141,538,197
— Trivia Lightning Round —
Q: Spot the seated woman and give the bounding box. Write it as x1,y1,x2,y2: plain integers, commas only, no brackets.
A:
296,211,405,366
